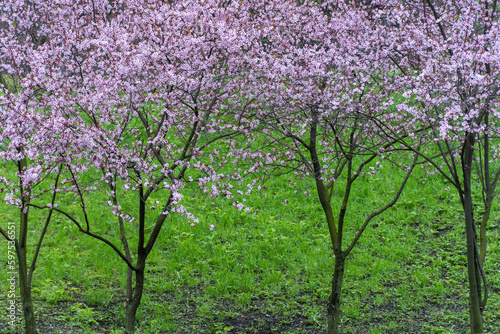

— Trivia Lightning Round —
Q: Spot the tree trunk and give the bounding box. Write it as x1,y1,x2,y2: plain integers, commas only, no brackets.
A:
464,197,483,334
327,253,345,334
19,278,36,334
14,206,41,334
463,136,483,334
124,264,145,334
479,195,492,264
18,219,37,334
18,158,37,334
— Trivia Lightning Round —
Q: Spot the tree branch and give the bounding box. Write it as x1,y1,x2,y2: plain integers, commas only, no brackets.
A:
344,151,420,258
28,204,137,271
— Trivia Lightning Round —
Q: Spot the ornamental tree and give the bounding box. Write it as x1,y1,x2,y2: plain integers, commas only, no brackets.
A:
1,1,259,333
0,2,72,332
370,1,500,332
0,103,63,334
220,2,425,333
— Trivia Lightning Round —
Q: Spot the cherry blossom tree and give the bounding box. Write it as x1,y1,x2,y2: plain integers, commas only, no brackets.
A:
1,1,257,333
370,1,500,332
0,2,69,332
3,2,497,334
221,2,425,333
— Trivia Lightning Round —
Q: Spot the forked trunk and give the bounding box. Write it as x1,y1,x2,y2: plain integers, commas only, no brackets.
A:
327,254,345,334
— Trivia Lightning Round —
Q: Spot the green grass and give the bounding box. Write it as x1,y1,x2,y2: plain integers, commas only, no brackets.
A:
0,162,499,333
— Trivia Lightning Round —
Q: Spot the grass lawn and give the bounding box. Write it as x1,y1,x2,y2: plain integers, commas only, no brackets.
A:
0,163,499,333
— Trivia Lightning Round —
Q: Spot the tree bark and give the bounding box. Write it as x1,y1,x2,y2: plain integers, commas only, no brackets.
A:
463,135,483,334
479,193,492,264
19,278,36,334
478,112,494,265
18,158,37,334
124,261,145,334
17,236,36,334
327,253,345,334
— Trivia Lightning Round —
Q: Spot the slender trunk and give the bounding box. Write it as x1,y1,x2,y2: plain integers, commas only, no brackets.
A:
124,252,134,332
327,253,345,334
114,176,134,320
18,158,37,334
479,110,496,265
126,266,133,306
463,136,483,334
124,260,145,334
19,277,36,334
17,235,36,334
479,195,492,264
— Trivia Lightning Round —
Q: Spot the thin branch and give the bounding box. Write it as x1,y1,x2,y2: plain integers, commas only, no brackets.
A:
28,204,137,271
344,151,419,258
135,170,146,255
144,193,173,257
0,226,12,241
474,237,488,308
368,115,461,190
309,108,338,247
67,165,91,232
108,173,133,263
424,0,450,45
28,165,63,284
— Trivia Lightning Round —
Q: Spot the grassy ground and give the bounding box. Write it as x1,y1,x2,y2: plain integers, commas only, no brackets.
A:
0,163,499,333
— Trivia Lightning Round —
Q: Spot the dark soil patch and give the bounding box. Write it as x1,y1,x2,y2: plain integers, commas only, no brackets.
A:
0,281,492,334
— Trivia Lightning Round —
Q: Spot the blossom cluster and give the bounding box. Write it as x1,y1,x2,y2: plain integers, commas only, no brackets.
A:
0,0,498,226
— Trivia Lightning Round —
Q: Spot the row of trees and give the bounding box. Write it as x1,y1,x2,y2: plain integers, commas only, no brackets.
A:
1,1,499,333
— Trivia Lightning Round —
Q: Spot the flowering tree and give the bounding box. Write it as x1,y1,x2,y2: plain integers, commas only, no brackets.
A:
1,1,257,333
222,2,425,333
3,1,497,334
0,116,63,334
0,2,70,332
370,1,500,332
